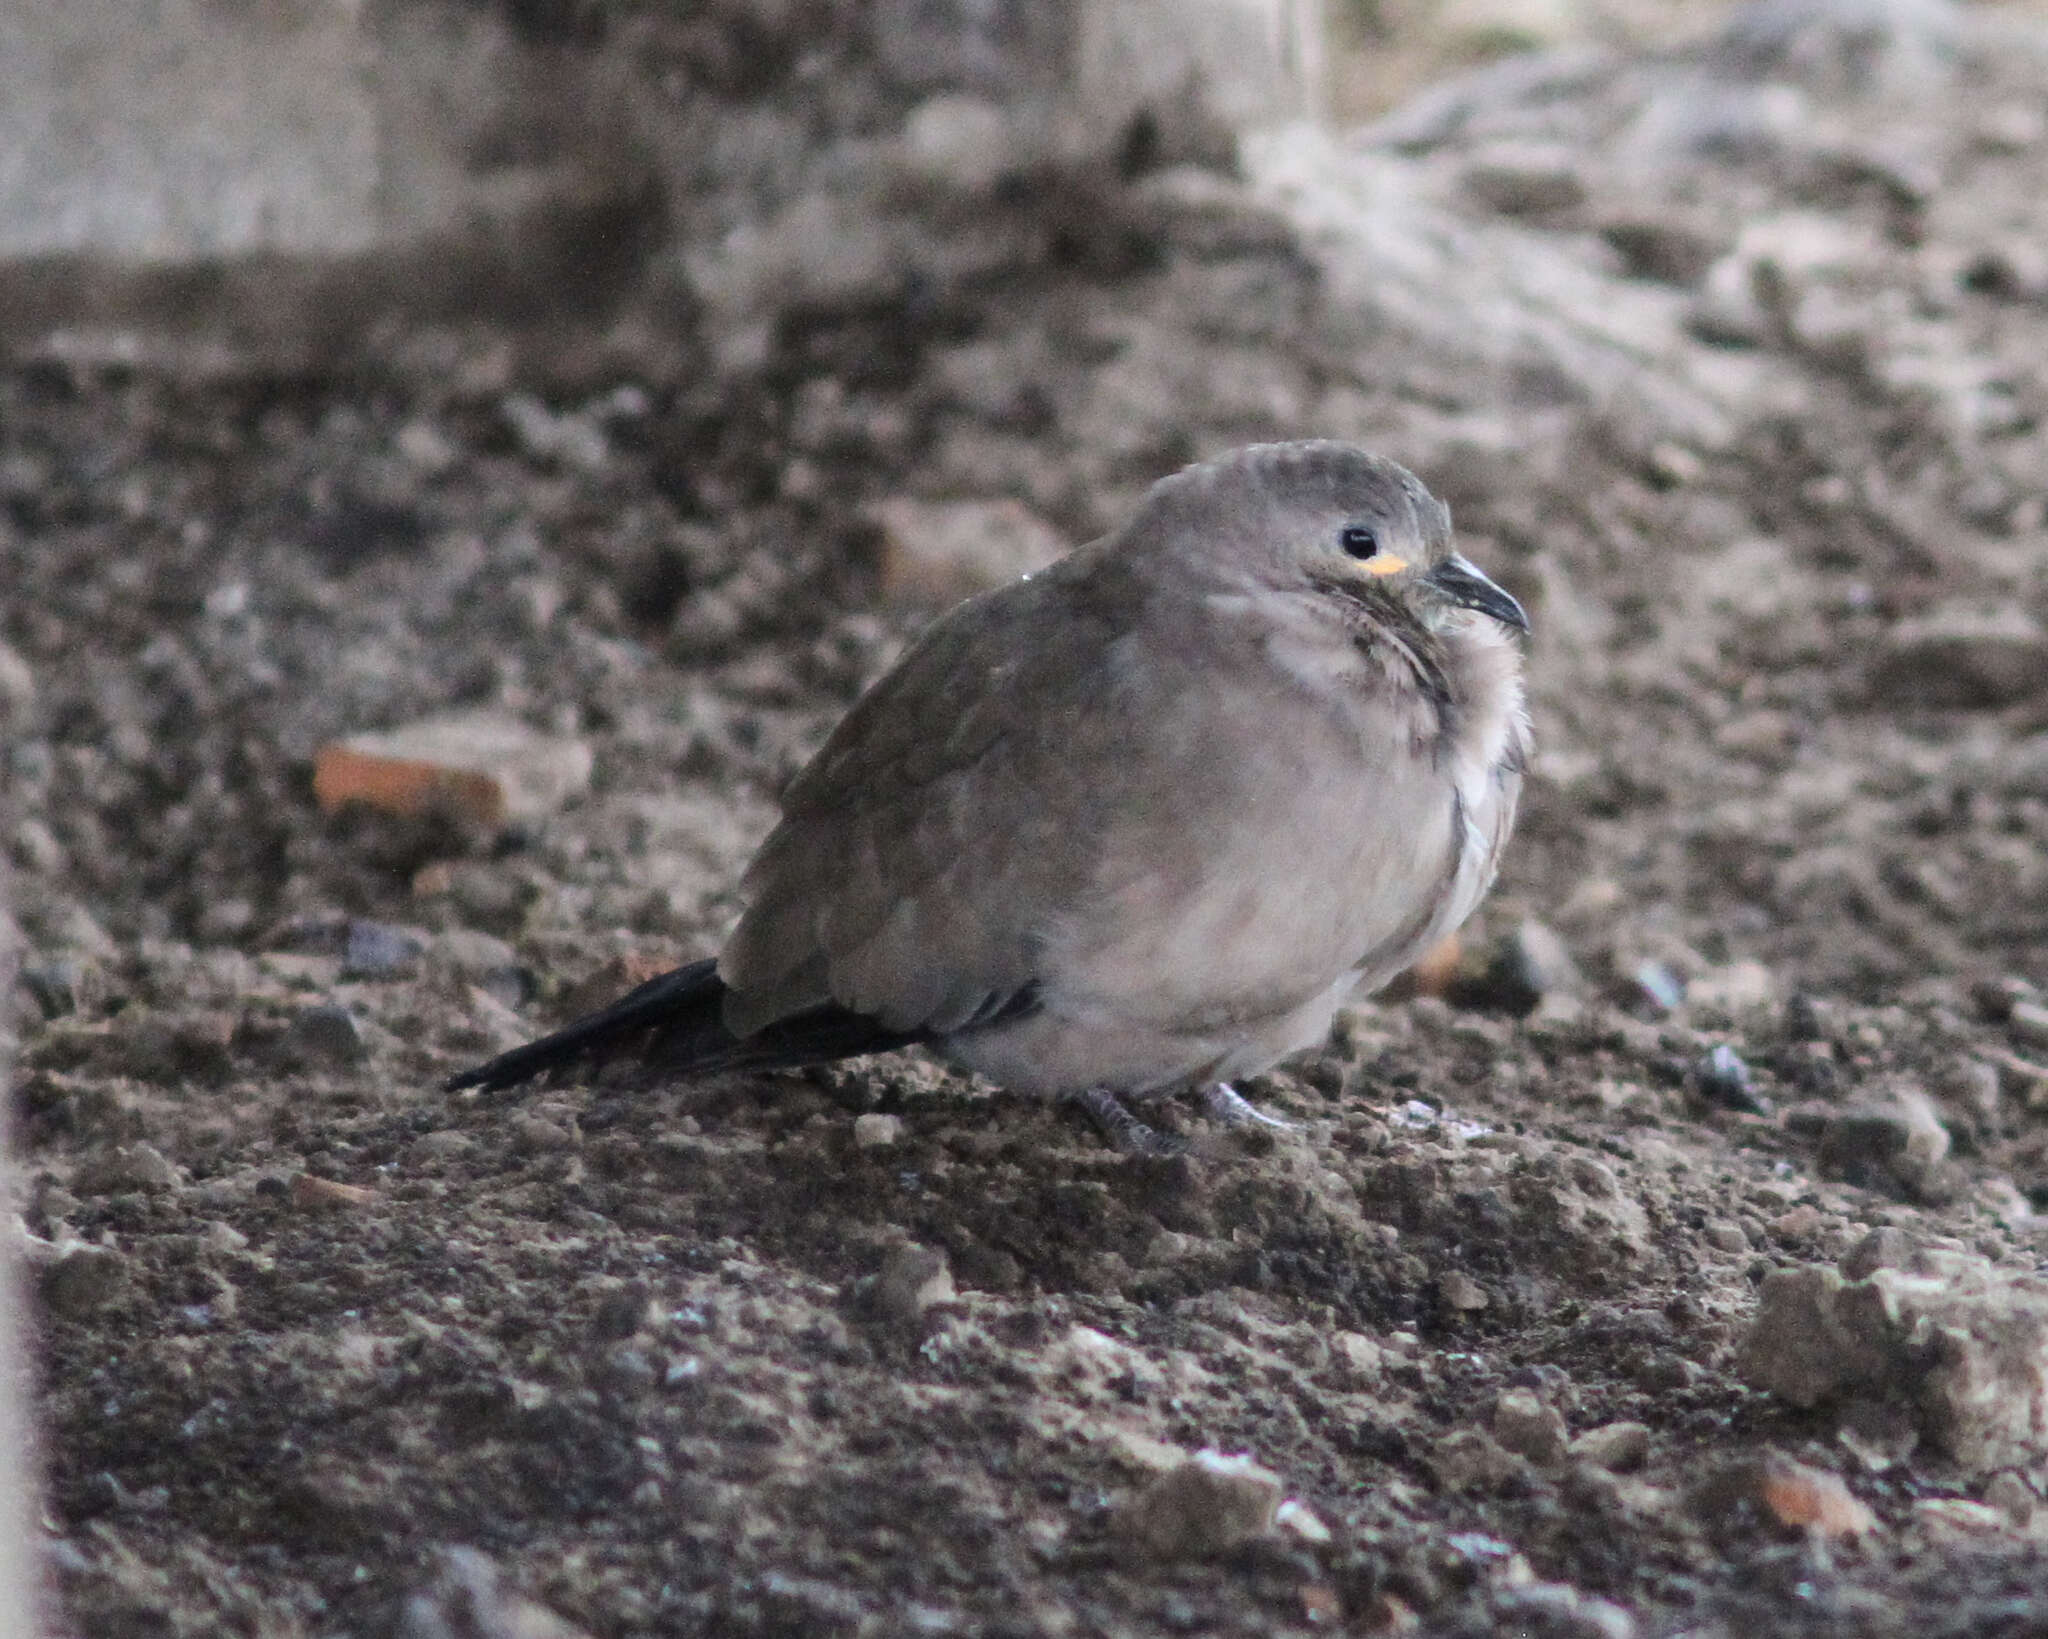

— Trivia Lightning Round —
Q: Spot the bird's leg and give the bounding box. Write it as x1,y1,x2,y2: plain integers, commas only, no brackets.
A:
1066,1088,1186,1156
1200,1082,1295,1131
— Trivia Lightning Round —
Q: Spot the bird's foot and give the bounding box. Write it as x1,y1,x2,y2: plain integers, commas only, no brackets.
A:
1200,1082,1295,1131
1066,1087,1187,1156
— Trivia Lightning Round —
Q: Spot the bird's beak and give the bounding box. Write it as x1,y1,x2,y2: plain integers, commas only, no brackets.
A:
1426,554,1529,633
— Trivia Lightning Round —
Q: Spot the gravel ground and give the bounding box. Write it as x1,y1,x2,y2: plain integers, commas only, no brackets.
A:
8,3,2048,1635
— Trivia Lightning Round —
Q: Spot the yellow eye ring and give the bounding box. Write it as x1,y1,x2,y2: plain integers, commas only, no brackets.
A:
1360,553,1408,577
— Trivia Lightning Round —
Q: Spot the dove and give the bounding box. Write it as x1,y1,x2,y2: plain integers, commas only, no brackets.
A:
446,441,1531,1149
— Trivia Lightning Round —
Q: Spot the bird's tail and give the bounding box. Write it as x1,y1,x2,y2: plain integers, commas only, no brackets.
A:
442,957,923,1094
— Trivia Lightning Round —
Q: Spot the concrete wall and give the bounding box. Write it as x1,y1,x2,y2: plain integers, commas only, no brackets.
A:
0,0,1322,372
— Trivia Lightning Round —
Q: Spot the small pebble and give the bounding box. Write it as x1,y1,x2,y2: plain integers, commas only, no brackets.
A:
1273,1498,1332,1545
511,1115,574,1154
1119,1450,1283,1558
1441,1270,1490,1312
41,1245,131,1317
1570,1422,1651,1473
1695,1043,1767,1113
870,1243,954,1328
2010,1002,2048,1054
291,1174,377,1211
77,1142,178,1195
1985,1472,2036,1528
410,1130,475,1162
1703,1218,1751,1254
285,1002,368,1068
19,960,92,1020
314,711,593,832
0,640,34,718
1452,919,1582,1016
1817,1090,1952,1202
1912,1497,2007,1537
342,921,426,979
1492,1389,1568,1467
853,1113,904,1149
1971,975,2037,1023
1628,960,1685,1015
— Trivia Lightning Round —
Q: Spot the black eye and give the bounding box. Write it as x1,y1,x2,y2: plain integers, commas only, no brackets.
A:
1340,525,1379,559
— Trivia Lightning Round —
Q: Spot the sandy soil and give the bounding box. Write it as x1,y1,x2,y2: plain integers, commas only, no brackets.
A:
8,3,2048,1635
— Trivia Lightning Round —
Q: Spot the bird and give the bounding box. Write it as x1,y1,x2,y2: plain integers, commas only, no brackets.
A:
445,440,1531,1150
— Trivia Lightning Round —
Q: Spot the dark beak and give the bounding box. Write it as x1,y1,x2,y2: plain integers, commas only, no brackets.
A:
1426,554,1529,634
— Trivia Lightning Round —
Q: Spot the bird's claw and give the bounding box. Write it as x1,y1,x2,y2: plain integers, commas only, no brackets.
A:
1200,1082,1295,1131
1067,1087,1188,1156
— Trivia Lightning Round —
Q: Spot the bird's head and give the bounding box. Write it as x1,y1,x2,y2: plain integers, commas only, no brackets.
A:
1140,441,1529,639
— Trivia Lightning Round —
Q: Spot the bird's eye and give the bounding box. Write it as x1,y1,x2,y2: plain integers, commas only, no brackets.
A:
1340,526,1379,558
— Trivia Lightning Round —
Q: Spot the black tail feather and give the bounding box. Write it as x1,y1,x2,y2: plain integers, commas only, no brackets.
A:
442,957,925,1094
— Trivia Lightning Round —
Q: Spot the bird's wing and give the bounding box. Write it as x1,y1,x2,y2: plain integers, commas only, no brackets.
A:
719,555,1460,1042
718,555,1126,1035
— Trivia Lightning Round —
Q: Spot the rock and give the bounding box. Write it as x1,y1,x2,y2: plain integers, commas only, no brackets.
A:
1933,1058,2001,1135
869,1243,955,1329
501,393,609,473
1693,1043,1767,1113
432,929,532,1010
1118,1449,1283,1559
11,818,64,875
0,640,33,721
398,1545,595,1639
1869,605,2048,709
1702,1218,1752,1254
852,1113,904,1149
342,920,426,978
1451,919,1583,1015
1713,0,1959,100
1436,0,1592,52
1494,1584,1638,1639
41,1244,131,1317
313,711,594,832
868,496,1069,607
1985,1472,2036,1528
1739,1243,2048,1473
291,1174,377,1211
433,928,521,976
106,1009,237,1084
1625,960,1685,1015
1914,1497,2012,1539
893,94,1017,194
1432,1429,1526,1493
1600,216,1722,285
1492,1388,1568,1467
18,958,99,1020
1685,960,1776,1016
1441,1270,1491,1312
1971,974,2037,1023
1329,1331,1385,1388
283,1002,369,1068
76,1142,178,1195
410,1131,475,1163
1960,239,2048,303
1461,146,1587,217
1273,1498,1331,1546
1569,1422,1650,1472
1815,1088,1952,1201
2009,1002,2048,1054
510,1115,573,1154
1751,1456,1876,1538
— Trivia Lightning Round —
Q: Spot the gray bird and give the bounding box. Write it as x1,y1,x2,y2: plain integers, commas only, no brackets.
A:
446,441,1531,1149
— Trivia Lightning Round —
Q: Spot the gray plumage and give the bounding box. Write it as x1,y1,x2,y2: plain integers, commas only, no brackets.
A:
448,441,1531,1138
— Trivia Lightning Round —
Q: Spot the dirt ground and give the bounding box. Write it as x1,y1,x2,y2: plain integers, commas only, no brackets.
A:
8,3,2048,1636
